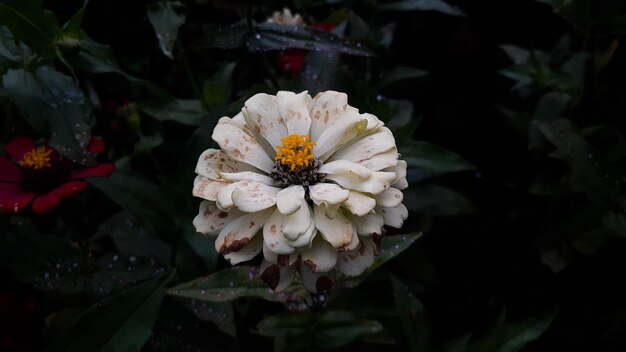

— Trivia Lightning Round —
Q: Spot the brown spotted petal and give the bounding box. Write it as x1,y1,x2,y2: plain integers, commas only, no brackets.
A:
301,236,338,273
259,259,296,292
215,209,273,254
300,263,335,294
193,201,237,235
337,236,375,277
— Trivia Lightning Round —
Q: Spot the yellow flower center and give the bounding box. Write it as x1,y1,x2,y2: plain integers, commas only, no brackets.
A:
275,134,316,171
17,146,53,170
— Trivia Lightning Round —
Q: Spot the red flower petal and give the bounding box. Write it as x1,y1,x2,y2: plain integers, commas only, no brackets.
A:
0,157,24,182
5,137,34,161
88,138,106,154
277,52,306,74
31,193,62,215
55,181,88,198
70,163,115,179
0,183,36,214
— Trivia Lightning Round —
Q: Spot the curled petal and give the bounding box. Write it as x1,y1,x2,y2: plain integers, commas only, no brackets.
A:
314,108,367,160
301,236,338,273
215,209,272,254
276,185,304,215
342,191,376,217
325,171,396,195
231,181,279,212
349,213,384,236
337,236,375,277
193,176,226,202
329,127,396,164
195,149,256,181
379,203,409,228
375,188,404,208
319,160,372,179
263,243,299,266
224,234,263,265
313,206,354,249
356,148,399,171
300,263,334,294
259,260,296,292
193,201,234,235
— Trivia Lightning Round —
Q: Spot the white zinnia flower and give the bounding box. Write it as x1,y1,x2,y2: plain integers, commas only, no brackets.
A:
193,91,408,293
266,8,304,26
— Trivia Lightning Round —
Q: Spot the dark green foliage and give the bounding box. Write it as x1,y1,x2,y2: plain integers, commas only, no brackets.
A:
2,0,626,351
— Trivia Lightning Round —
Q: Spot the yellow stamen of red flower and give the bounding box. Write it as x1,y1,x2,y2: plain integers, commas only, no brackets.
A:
275,134,316,171
18,147,53,170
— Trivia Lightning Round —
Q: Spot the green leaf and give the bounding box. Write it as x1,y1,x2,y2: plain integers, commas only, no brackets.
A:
463,309,558,352
391,275,433,352
378,66,428,89
56,271,174,352
178,298,236,336
1,67,95,164
342,233,422,287
147,1,186,59
183,222,218,272
379,0,466,16
256,310,383,350
192,19,249,49
202,63,235,109
404,185,476,215
167,266,306,303
88,170,181,236
539,120,613,200
400,141,475,181
0,0,59,57
138,99,207,126
248,23,375,57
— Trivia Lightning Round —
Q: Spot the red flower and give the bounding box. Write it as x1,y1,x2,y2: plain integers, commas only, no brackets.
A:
0,137,114,215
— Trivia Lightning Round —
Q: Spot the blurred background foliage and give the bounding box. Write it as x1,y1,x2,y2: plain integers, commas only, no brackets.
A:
1,0,626,351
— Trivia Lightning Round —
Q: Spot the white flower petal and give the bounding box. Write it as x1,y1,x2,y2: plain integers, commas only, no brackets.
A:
361,112,384,132
220,171,277,185
309,183,350,218
319,160,372,179
325,171,396,195
262,242,299,266
356,148,399,171
300,263,334,293
216,182,239,210
309,91,348,141
224,233,263,264
193,201,235,235
212,123,274,172
313,206,354,249
282,200,313,240
276,91,312,136
349,213,384,236
276,185,304,215
215,209,272,254
385,160,408,190
342,191,376,216
260,260,296,292
314,108,367,160
379,203,408,228
301,236,338,273
329,127,396,164
337,237,375,277
193,176,226,201
263,210,297,255
342,226,360,252
195,149,256,181
242,93,286,150
231,181,280,212
375,188,404,208
286,221,316,248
